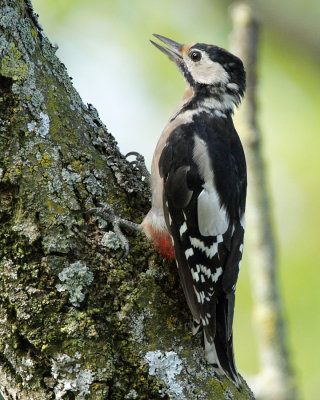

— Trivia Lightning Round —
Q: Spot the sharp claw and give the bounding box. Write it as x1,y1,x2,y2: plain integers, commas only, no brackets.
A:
125,151,150,180
113,223,130,257
86,203,140,257
126,151,141,158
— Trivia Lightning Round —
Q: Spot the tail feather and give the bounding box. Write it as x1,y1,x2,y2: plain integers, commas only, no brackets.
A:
204,292,242,389
204,333,241,389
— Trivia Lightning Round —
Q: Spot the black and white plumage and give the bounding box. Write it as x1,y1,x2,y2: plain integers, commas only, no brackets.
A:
141,34,246,388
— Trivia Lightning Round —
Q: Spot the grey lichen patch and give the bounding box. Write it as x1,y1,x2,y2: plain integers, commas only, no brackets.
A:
145,350,184,399
51,353,94,400
101,231,121,250
42,230,77,254
61,168,82,186
56,261,94,307
27,111,50,137
12,219,40,244
38,112,50,137
143,344,249,400
129,307,153,344
124,389,139,399
19,357,35,386
83,175,103,196
0,257,17,280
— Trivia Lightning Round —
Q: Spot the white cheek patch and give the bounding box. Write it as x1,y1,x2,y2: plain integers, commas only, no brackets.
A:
186,52,230,85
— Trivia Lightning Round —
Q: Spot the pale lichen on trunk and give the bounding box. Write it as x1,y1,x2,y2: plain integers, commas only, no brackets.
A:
0,0,255,399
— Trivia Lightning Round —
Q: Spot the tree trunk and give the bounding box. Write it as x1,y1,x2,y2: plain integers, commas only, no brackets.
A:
0,0,254,399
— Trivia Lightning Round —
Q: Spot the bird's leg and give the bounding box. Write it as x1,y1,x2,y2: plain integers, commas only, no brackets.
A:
86,202,141,256
126,152,150,182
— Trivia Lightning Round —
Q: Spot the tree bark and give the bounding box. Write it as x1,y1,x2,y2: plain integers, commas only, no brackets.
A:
0,0,255,399
230,4,297,400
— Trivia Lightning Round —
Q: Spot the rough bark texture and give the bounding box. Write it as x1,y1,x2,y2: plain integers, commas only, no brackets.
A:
230,4,297,400
0,0,255,399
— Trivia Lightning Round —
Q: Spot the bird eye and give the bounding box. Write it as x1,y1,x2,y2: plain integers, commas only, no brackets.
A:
190,51,201,62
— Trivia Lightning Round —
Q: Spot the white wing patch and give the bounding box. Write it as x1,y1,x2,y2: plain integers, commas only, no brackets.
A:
197,185,229,236
193,134,229,236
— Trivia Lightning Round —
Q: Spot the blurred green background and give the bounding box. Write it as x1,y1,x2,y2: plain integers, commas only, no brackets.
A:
31,1,320,398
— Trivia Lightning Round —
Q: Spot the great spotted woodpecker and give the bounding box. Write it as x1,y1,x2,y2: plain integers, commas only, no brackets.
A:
141,34,247,388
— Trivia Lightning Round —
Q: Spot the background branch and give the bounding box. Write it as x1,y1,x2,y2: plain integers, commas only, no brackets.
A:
230,3,298,399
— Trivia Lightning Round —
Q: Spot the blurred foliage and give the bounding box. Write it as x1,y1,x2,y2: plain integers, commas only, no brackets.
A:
31,1,320,399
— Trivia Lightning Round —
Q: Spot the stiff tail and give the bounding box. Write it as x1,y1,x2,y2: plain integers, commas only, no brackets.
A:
204,331,241,389
203,293,242,389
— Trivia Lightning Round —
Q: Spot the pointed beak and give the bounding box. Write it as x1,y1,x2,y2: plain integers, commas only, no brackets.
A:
150,34,184,65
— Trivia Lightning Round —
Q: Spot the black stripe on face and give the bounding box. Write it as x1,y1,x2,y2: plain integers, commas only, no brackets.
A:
180,63,195,86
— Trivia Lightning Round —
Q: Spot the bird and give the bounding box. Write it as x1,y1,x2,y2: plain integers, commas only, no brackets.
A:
140,34,247,388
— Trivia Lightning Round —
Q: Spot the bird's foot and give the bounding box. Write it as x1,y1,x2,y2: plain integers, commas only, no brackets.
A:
126,151,150,181
87,202,141,256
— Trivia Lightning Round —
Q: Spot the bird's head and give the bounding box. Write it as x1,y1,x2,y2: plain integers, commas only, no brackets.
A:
151,34,246,110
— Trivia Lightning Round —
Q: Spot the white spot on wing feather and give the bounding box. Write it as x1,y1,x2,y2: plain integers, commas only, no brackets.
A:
202,315,209,326
199,264,211,279
199,291,205,304
185,248,194,259
211,267,223,282
190,237,218,259
179,222,187,237
191,268,199,282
